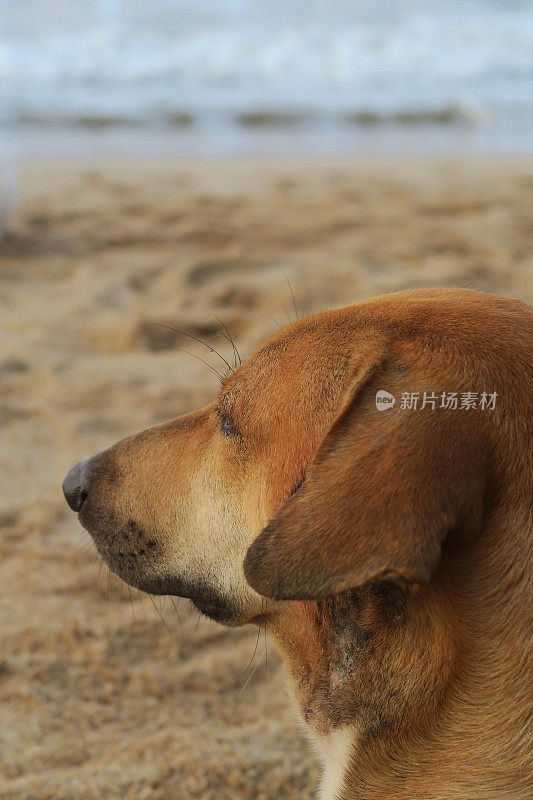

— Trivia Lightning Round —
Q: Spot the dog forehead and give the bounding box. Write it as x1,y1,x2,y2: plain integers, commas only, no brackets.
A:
231,314,352,396
218,287,530,417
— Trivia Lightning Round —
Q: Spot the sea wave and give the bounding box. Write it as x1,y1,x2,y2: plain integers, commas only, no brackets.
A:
1,0,532,151
6,102,483,130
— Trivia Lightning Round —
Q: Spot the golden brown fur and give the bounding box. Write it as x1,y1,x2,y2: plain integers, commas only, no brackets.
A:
63,288,533,799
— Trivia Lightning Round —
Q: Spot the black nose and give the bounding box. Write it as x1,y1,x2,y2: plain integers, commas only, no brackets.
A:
62,459,90,512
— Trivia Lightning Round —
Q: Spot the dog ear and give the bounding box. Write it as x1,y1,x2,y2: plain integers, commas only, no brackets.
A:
244,351,486,600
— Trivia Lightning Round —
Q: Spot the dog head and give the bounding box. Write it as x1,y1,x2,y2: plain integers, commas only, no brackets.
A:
63,289,531,640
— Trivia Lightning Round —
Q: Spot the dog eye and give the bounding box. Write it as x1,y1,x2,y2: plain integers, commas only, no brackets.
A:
219,414,238,437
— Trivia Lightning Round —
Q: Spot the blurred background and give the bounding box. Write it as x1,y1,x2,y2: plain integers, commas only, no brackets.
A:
1,3,532,800
2,0,533,157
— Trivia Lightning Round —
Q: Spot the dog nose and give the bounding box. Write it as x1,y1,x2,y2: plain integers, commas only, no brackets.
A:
62,459,90,512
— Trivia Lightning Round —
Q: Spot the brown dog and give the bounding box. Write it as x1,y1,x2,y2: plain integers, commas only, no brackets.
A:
62,288,532,799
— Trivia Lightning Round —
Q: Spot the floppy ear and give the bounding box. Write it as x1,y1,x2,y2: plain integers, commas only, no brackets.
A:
244,354,487,600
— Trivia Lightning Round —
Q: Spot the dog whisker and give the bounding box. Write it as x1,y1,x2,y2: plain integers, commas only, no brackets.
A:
281,300,293,325
212,314,242,367
263,309,283,330
243,598,263,675
276,263,299,322
172,597,184,633
194,610,201,634
264,599,269,687
140,549,184,633
106,567,111,609
146,592,178,643
127,584,135,620
152,322,234,374
176,346,226,382
144,553,183,633
239,660,261,695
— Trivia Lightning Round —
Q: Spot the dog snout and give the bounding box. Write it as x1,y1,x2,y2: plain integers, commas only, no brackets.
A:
62,457,93,512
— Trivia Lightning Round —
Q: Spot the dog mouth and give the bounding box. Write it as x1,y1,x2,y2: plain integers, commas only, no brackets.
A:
79,512,245,626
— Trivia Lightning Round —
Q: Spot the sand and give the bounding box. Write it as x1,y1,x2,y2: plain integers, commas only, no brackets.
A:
1,155,532,800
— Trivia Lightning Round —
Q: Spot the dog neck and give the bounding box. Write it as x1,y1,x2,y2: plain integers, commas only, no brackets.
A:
269,508,532,799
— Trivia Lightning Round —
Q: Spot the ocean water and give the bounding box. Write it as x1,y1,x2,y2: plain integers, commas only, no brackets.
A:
1,0,533,155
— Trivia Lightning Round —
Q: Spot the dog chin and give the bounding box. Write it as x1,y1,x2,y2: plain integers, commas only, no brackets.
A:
111,567,246,627
190,596,245,626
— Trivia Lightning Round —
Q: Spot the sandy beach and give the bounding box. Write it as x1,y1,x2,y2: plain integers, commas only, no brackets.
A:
1,155,532,800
